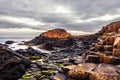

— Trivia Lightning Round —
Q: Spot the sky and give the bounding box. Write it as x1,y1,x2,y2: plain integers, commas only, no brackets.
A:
0,0,120,37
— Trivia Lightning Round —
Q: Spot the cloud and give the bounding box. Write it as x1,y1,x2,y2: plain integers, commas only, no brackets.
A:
0,0,120,36
0,28,45,37
0,15,45,26
0,28,90,37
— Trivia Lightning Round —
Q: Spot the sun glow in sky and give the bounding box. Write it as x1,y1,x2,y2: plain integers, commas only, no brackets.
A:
55,6,71,14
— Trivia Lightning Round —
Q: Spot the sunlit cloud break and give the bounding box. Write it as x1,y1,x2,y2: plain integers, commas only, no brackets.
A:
0,28,45,33
0,15,45,26
0,28,91,37
74,14,120,23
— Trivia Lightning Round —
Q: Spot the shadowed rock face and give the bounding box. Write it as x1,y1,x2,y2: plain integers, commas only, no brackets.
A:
0,44,30,80
27,29,74,49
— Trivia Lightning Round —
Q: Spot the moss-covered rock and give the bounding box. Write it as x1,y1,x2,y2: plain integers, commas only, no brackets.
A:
29,56,43,60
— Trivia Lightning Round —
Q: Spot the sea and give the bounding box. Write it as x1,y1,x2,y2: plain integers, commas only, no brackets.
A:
0,37,50,53
0,37,33,43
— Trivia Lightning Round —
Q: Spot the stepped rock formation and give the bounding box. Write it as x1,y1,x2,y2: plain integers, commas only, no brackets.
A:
65,21,120,80
85,21,120,64
26,29,74,49
0,44,30,80
99,21,120,35
96,21,120,57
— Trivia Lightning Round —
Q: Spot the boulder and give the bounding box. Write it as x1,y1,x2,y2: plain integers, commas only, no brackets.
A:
85,55,99,63
89,64,120,80
114,37,120,49
0,44,30,80
63,63,120,80
41,28,71,39
103,45,113,51
106,37,115,45
85,52,120,64
96,52,120,64
103,56,120,64
112,49,120,57
50,73,66,80
98,39,106,45
99,21,120,34
116,41,120,49
26,29,74,48
95,44,104,51
65,63,97,79
5,40,15,44
114,37,120,46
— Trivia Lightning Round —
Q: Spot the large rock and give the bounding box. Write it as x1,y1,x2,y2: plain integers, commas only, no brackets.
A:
26,29,74,48
97,52,120,64
85,52,120,64
0,44,30,80
105,37,115,45
98,39,106,45
95,44,104,51
99,21,120,35
63,63,97,79
114,37,120,46
63,63,120,80
104,45,113,51
41,28,71,39
5,40,15,44
112,49,120,57
85,55,100,63
89,64,120,80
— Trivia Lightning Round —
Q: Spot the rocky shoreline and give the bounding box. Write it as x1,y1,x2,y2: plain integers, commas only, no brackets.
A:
0,22,120,80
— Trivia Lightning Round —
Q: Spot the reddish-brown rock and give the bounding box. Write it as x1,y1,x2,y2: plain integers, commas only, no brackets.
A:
85,55,100,63
114,37,120,46
96,52,120,64
116,41,120,49
104,45,113,51
63,63,120,80
89,64,120,80
106,37,115,45
41,29,71,39
85,52,120,64
95,44,104,51
99,21,120,35
98,39,106,45
26,29,74,48
112,49,120,57
64,63,97,79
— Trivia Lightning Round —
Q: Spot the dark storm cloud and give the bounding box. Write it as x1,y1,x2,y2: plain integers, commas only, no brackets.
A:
0,0,120,36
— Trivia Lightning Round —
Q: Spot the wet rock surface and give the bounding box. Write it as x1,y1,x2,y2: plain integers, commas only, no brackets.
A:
5,40,15,44
0,44,30,80
16,39,87,80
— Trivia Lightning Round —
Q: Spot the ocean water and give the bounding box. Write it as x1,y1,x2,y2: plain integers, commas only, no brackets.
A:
0,37,33,44
0,37,50,53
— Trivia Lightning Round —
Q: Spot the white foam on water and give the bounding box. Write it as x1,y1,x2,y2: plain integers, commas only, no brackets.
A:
32,46,51,54
8,42,51,54
8,42,28,50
